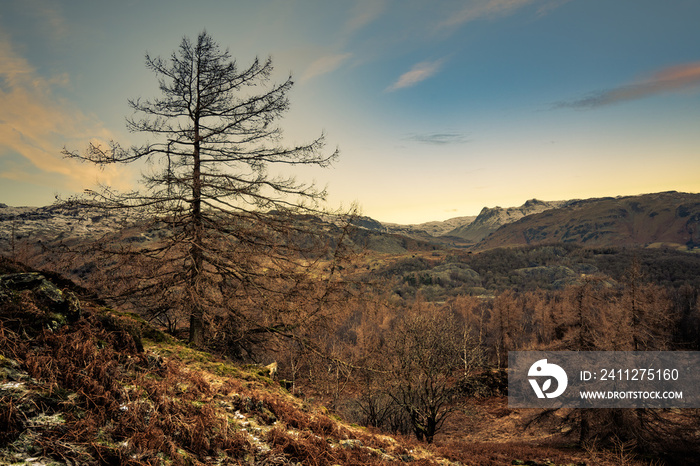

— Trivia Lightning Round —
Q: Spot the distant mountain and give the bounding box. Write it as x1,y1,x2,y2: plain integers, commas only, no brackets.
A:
349,215,476,246
474,191,700,251
0,204,445,260
447,199,568,243
4,191,699,257
382,216,477,238
355,192,700,251
348,201,572,249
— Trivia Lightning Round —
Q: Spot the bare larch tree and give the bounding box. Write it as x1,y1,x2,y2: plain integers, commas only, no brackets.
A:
386,305,464,443
63,31,339,347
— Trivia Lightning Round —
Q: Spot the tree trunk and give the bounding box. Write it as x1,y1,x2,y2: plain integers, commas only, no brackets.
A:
189,104,205,346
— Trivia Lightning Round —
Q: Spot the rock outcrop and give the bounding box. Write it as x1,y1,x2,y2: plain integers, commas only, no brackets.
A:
0,272,82,330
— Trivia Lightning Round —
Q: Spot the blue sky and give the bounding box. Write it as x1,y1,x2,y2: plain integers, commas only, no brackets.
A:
1,0,700,223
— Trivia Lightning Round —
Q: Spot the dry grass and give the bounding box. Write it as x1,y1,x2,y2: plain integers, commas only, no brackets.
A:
0,280,446,465
0,291,255,464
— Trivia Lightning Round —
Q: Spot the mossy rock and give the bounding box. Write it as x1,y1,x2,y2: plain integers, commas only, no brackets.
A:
0,273,82,330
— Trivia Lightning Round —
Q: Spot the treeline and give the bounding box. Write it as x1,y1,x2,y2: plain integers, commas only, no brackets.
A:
381,244,700,300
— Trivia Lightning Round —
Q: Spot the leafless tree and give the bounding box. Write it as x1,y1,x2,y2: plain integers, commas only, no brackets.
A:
385,304,464,443
63,31,340,347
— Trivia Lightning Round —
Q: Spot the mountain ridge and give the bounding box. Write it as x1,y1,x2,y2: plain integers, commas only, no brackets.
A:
351,198,569,245
445,199,570,243
355,192,699,252
474,191,700,251
3,191,700,254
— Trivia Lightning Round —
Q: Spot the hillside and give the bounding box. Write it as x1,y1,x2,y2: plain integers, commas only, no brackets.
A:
348,216,471,250
0,204,446,259
0,204,139,249
0,258,448,465
475,191,700,251
373,243,700,303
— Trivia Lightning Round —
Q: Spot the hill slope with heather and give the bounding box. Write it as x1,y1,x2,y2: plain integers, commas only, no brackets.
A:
0,258,446,465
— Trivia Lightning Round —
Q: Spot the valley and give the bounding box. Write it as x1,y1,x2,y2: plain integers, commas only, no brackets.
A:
2,191,700,465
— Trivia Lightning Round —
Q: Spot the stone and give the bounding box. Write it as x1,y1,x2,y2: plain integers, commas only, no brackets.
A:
340,439,363,450
0,272,82,327
0,273,46,290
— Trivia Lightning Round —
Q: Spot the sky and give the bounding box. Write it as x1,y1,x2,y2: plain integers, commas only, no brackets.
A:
1,0,700,224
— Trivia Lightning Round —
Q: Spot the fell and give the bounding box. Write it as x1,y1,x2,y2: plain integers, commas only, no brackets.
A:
0,257,444,465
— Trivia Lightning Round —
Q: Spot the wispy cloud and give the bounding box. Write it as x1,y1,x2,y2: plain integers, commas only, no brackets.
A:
438,0,569,30
386,58,447,92
344,0,386,35
301,53,353,82
0,35,130,192
405,132,470,145
439,0,534,29
299,2,384,83
556,62,700,109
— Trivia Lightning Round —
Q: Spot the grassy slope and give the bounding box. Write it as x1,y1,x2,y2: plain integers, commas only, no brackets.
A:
0,295,428,465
